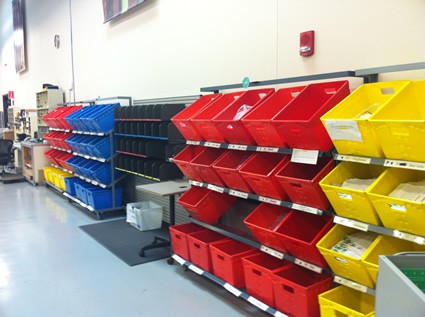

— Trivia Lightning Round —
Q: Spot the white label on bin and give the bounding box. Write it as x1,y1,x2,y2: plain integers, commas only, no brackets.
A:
334,216,369,232
229,189,249,199
324,120,363,142
186,140,201,145
294,259,323,273
257,146,279,153
92,181,99,186
389,203,406,212
223,283,242,297
291,149,319,165
207,184,224,193
336,154,371,164
260,245,284,259
259,196,281,206
384,159,425,171
291,203,321,215
228,144,248,151
393,230,425,245
247,296,269,311
190,180,203,187
334,276,368,293
335,257,348,263
274,312,288,317
188,264,204,275
337,193,353,200
205,142,221,148
172,254,186,265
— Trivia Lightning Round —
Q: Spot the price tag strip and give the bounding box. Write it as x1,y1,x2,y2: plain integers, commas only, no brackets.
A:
186,140,201,145
294,258,323,273
384,159,425,171
393,230,425,245
260,245,284,259
334,216,369,232
334,276,368,293
335,154,372,164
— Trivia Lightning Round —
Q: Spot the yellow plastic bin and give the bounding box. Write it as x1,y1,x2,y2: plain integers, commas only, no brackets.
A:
319,286,375,317
317,225,379,288
368,168,425,237
319,162,385,225
363,235,425,285
43,166,57,184
321,81,410,157
369,80,425,162
58,173,73,190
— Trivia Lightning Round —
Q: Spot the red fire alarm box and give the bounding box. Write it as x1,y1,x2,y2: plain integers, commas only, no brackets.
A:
299,30,314,57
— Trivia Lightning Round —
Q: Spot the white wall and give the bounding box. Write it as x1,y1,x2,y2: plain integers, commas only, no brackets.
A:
1,0,425,107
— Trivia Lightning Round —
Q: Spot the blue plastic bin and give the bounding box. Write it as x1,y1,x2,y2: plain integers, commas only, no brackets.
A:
78,106,104,132
64,177,85,196
86,187,123,210
66,156,87,174
79,160,99,180
87,103,120,133
65,107,93,131
87,136,112,159
89,162,122,185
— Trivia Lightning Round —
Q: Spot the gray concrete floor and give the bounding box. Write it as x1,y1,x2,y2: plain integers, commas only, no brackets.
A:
0,182,267,317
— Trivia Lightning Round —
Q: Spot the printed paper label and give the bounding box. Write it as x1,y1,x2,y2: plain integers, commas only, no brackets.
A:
228,144,248,151
223,283,242,297
274,312,288,317
229,190,249,199
172,254,186,265
294,258,323,273
186,140,201,145
334,216,369,232
336,154,371,164
291,203,320,215
188,265,204,275
337,193,353,200
393,230,425,245
204,142,221,148
207,184,224,193
384,159,425,171
190,180,203,187
324,120,363,142
260,245,284,259
257,146,279,153
259,196,281,206
389,203,406,212
291,149,319,165
334,276,367,293
247,297,269,311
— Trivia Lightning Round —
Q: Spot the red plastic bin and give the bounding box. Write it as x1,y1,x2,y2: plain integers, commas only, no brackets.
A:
243,203,292,253
242,253,292,307
212,88,275,145
171,94,222,141
178,187,237,224
272,265,334,317
209,239,257,288
44,149,61,166
172,145,204,181
239,153,290,200
212,150,254,193
274,212,334,267
56,152,74,170
44,132,73,150
275,157,334,210
241,86,307,147
169,222,207,261
190,148,227,186
187,230,229,273
191,91,245,143
271,81,350,151
42,106,82,130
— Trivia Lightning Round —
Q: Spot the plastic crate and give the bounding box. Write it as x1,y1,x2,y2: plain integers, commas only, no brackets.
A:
212,150,254,193
56,152,74,170
363,236,425,285
369,81,425,161
87,136,112,159
274,212,334,267
169,223,207,261
243,203,292,252
316,225,379,288
171,94,222,141
64,177,85,196
272,265,334,317
57,173,74,190
172,145,204,181
242,86,307,147
43,166,58,184
319,286,375,317
177,187,236,224
65,106,93,131
57,106,83,130
368,168,425,236
191,91,245,143
89,162,122,185
190,148,227,186
86,187,122,210
66,156,86,174
275,157,334,210
87,103,120,132
212,88,274,145
44,149,61,166
321,80,410,157
187,230,229,273
242,253,291,307
209,239,257,288
271,81,350,151
239,153,290,200
319,162,385,226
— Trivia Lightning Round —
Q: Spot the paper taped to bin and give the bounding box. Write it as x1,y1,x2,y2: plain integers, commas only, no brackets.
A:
324,120,363,142
389,180,425,203
331,231,377,259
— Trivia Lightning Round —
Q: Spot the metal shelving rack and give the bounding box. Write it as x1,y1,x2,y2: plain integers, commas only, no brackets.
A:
171,62,425,310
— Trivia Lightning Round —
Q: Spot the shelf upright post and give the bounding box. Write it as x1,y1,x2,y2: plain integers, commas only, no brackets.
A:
110,131,116,209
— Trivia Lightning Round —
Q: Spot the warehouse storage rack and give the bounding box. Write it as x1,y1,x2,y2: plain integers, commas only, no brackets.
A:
170,62,425,316
43,96,131,220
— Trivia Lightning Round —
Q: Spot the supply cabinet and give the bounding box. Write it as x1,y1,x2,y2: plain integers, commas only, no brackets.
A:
36,88,64,138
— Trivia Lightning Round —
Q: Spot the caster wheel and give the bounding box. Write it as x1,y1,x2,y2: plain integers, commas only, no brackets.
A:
167,258,174,265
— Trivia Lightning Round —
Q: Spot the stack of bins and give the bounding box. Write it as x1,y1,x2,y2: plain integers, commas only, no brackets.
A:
169,223,208,261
